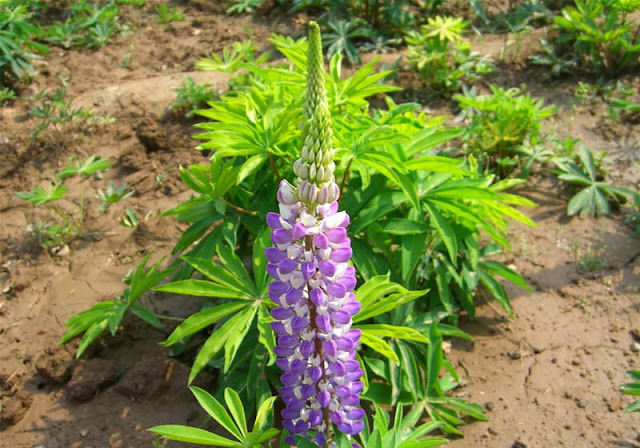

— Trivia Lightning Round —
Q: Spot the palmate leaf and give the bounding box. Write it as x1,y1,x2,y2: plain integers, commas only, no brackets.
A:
16,182,68,205
55,155,113,178
149,387,279,447
148,425,240,446
188,306,252,384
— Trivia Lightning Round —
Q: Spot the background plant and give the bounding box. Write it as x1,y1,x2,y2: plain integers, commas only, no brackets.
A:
406,16,494,96
620,370,640,412
0,0,49,86
170,76,218,118
455,85,556,178
17,155,114,249
554,145,639,218
545,0,640,75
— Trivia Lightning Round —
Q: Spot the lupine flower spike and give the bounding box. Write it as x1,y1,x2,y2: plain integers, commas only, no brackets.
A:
265,21,365,448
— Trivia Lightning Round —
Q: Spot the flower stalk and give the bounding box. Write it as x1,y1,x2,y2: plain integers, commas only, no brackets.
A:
265,22,364,447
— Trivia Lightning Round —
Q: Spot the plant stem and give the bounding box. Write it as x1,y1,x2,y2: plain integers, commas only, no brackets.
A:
340,158,354,196
222,198,258,216
268,153,282,183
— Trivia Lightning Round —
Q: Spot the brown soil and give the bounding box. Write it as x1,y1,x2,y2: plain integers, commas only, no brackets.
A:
1,2,639,448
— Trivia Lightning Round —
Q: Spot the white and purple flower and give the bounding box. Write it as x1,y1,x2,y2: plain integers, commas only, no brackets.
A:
265,21,364,447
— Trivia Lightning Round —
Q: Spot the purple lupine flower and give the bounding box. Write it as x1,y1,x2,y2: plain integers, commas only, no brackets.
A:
265,22,364,447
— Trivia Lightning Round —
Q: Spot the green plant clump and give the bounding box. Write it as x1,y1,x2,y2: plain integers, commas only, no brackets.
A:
456,85,557,178
406,16,494,96
61,27,538,445
540,0,640,76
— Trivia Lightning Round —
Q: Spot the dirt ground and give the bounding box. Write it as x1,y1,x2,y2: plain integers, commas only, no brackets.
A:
0,2,639,448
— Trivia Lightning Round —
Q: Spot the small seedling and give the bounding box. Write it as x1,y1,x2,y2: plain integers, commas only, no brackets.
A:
555,146,639,218
0,87,16,105
227,0,262,14
122,207,139,227
154,4,184,24
96,181,133,210
16,156,114,249
569,240,604,275
170,76,216,118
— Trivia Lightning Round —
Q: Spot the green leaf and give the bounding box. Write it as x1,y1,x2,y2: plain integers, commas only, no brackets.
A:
76,319,109,358
383,219,429,235
360,331,399,363
478,269,513,317
357,324,429,343
225,388,248,438
424,201,458,264
428,397,488,421
397,439,449,448
183,256,252,294
147,425,241,446
153,279,252,300
190,386,243,441
257,305,276,365
16,182,68,206
223,304,258,372
189,310,246,383
237,154,267,185
163,302,248,346
129,305,164,328
254,396,277,433
426,323,443,395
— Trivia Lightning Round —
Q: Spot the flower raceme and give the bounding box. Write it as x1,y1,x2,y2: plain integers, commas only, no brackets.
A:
265,22,364,447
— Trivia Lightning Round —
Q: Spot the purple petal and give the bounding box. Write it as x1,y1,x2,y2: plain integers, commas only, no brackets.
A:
345,369,363,382
325,227,347,243
285,288,303,305
340,276,357,291
300,340,314,357
337,422,354,435
266,212,282,229
330,410,345,425
344,360,360,371
323,340,337,357
278,334,299,348
276,359,290,372
314,233,329,249
342,301,361,315
274,346,295,357
351,420,365,434
278,259,297,274
267,263,279,279
291,359,307,373
265,247,286,263
336,337,355,351
308,366,322,382
270,321,286,334
317,390,330,407
331,247,352,263
301,262,315,280
327,282,346,298
341,395,360,406
271,307,293,320
329,361,346,376
332,310,352,325
318,260,336,277
334,385,350,397
291,317,309,333
309,288,325,306
269,281,289,297
292,222,306,240
347,408,366,420
301,384,315,398
316,314,331,333
271,228,292,245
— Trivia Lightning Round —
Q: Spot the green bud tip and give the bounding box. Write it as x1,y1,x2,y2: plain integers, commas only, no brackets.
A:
292,21,339,206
